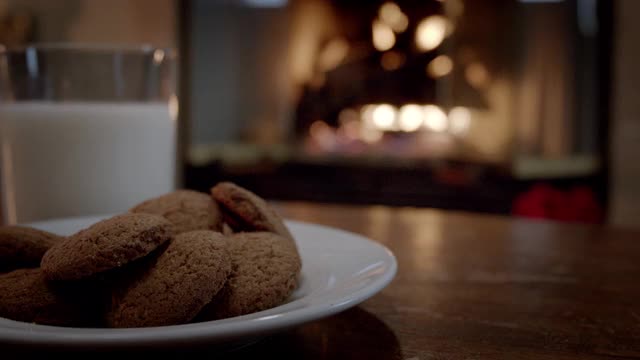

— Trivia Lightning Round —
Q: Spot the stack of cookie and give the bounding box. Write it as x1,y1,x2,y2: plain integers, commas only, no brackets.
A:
0,182,301,328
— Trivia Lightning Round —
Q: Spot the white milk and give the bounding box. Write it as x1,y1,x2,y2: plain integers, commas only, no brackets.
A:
0,102,177,224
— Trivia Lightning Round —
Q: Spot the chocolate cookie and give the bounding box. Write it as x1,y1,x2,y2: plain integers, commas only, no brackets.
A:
0,226,61,272
0,268,103,326
41,213,173,281
130,190,223,234
108,230,231,328
197,232,301,320
211,182,294,241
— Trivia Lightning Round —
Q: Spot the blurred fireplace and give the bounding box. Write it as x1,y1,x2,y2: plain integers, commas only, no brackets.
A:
180,0,611,220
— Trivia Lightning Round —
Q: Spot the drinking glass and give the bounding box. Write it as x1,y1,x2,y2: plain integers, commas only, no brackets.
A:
0,44,179,224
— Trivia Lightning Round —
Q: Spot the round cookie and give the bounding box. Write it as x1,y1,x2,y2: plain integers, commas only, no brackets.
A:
107,230,231,328
130,189,222,234
210,182,294,242
0,268,103,326
0,226,61,272
197,232,301,320
41,213,173,281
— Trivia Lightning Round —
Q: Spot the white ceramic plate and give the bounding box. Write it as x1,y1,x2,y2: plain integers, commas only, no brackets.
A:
0,215,397,349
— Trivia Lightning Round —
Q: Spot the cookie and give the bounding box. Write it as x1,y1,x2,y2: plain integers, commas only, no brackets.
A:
130,189,222,234
197,232,301,320
0,268,103,326
107,230,231,328
41,213,173,281
0,226,61,272
211,182,294,241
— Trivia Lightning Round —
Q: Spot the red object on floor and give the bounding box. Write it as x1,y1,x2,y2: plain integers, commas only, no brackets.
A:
512,184,603,224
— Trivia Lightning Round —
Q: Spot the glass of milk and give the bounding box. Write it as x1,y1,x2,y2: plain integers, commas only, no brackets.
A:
0,44,179,224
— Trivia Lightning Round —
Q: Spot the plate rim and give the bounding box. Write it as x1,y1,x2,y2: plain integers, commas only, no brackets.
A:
0,217,397,347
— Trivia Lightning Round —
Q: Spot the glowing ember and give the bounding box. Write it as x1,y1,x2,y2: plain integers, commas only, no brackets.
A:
448,107,471,134
398,104,424,131
372,104,397,130
373,20,396,51
415,16,448,52
423,105,448,132
427,55,453,78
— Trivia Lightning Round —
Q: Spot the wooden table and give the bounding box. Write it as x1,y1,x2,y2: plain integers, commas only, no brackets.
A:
230,202,639,359
7,202,640,359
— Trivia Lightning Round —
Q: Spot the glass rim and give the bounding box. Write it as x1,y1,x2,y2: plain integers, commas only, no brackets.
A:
0,43,176,57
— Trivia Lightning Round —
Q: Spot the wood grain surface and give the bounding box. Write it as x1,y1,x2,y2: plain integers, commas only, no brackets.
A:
234,202,640,360
6,202,640,359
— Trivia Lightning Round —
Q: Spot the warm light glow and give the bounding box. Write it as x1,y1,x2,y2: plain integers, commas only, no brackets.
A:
309,120,335,148
339,119,360,141
359,105,384,143
398,104,424,132
169,94,179,123
153,49,165,64
379,2,401,22
318,38,349,72
423,105,448,132
415,16,447,52
426,55,453,78
391,16,409,33
360,104,377,126
372,20,396,51
379,2,409,33
381,51,405,71
465,62,490,88
360,126,383,143
449,107,471,135
372,104,397,130
310,120,330,138
338,108,359,125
